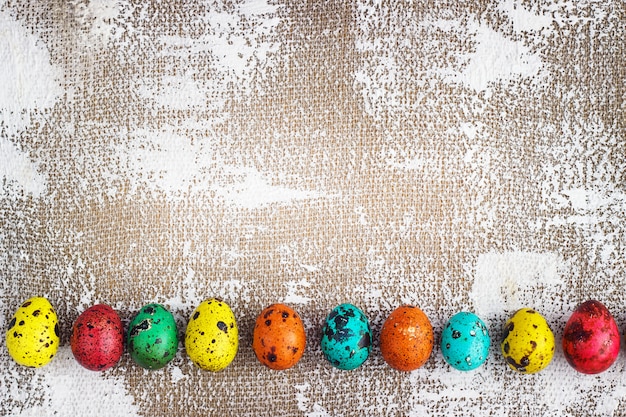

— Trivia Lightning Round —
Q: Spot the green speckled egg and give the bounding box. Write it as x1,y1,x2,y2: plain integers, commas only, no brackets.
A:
127,303,178,370
321,303,371,370
441,312,490,371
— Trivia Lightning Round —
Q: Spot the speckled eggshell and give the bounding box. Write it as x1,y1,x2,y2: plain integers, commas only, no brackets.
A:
562,300,620,374
253,304,306,370
127,303,178,370
6,297,60,368
380,305,434,371
501,308,555,374
321,303,371,370
185,298,239,372
71,304,124,371
441,312,490,371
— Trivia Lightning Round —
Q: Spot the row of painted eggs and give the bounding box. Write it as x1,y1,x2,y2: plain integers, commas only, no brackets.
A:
5,297,621,375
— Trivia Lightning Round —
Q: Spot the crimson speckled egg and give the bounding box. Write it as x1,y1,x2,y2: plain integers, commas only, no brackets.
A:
562,300,620,374
252,304,306,370
71,304,124,371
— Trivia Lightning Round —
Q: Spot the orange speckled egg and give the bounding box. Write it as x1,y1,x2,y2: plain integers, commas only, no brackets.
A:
380,305,434,371
252,304,306,370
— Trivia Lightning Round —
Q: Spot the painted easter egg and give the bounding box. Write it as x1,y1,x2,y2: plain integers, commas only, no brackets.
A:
71,304,124,371
252,303,306,370
380,305,434,371
6,297,60,368
441,312,490,371
185,298,238,372
127,303,178,370
562,300,620,374
321,303,371,370
501,308,555,374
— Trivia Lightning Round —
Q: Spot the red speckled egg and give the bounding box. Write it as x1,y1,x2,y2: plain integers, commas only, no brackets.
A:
252,304,306,370
380,305,434,371
562,300,620,374
71,304,124,371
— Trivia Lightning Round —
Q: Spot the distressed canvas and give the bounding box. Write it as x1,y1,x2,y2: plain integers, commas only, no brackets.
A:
1,0,625,416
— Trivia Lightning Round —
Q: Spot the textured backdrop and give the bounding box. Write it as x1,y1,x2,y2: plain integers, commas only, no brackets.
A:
1,0,625,416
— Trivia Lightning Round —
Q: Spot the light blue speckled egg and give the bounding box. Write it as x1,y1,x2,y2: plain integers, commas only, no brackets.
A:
441,312,490,371
321,304,371,370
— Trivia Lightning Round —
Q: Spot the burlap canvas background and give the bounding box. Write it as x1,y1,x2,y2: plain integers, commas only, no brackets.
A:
1,0,624,416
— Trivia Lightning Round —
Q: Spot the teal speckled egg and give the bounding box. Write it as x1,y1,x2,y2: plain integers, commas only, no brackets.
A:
321,304,371,370
127,303,178,370
441,312,490,371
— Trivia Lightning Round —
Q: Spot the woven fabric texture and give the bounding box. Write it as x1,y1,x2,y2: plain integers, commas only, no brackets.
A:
1,0,625,416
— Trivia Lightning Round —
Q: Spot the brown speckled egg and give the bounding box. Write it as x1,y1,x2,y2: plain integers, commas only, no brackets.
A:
252,304,306,370
380,305,434,371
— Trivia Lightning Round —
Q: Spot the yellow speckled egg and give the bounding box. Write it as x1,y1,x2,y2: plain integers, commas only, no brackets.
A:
6,297,60,367
501,308,555,374
185,298,238,372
